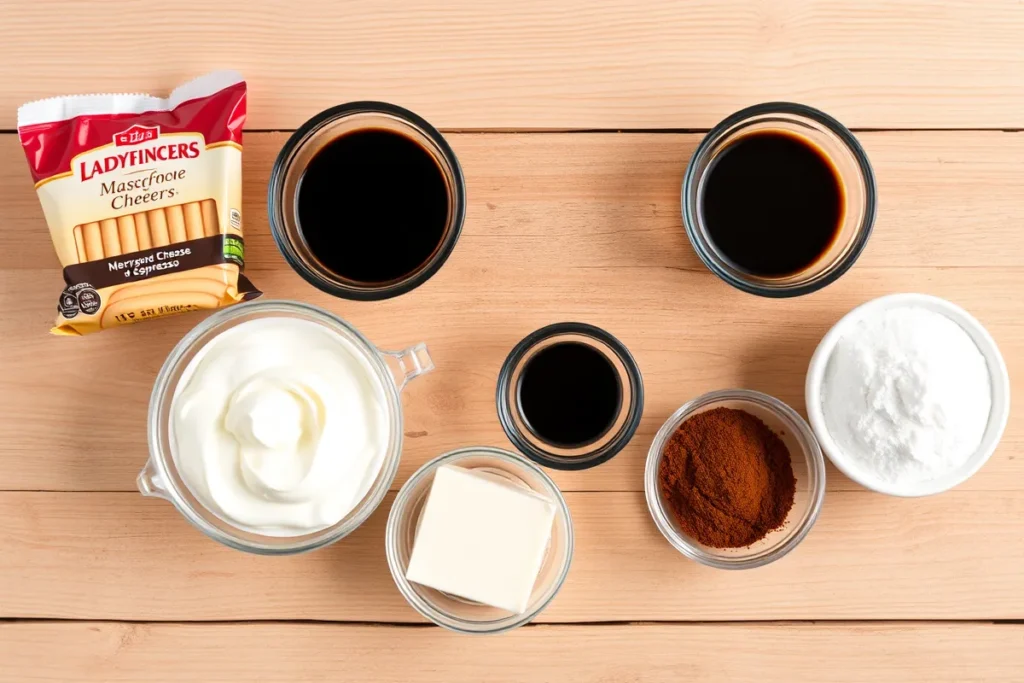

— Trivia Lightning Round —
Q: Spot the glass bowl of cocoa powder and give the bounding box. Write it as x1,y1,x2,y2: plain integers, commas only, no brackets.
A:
644,389,826,569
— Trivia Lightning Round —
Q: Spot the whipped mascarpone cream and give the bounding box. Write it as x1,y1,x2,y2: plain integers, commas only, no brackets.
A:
171,317,390,535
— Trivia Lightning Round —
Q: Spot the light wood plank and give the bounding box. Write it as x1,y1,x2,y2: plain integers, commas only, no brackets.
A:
0,267,1020,493
3,1,1024,129
1,131,1023,492
0,265,1020,493
2,622,1022,683
5,132,1024,271
2,491,1022,621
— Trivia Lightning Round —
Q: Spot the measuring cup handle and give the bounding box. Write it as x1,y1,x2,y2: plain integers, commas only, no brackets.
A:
382,342,435,391
137,458,170,500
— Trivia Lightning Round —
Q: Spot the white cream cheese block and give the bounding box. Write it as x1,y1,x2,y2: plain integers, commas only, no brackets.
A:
405,464,556,614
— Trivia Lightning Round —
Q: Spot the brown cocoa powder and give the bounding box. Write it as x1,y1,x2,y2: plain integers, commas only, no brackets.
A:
658,407,796,548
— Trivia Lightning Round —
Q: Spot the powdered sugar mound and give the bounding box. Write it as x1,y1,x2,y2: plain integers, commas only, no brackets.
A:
822,306,991,487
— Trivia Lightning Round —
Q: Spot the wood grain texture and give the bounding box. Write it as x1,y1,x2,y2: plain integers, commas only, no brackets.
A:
0,267,1021,493
5,132,1024,271
2,622,1022,683
4,4,1024,679
1,132,1022,493
3,491,1022,621
3,1,1024,130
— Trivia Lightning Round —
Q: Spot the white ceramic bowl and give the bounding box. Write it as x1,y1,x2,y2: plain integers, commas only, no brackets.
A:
806,293,1010,496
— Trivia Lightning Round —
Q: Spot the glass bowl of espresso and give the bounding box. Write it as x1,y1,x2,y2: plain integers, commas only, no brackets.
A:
496,322,644,470
682,102,877,297
268,102,466,300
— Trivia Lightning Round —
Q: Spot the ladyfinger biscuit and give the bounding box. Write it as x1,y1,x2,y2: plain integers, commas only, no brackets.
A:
103,269,226,302
73,226,87,263
81,222,104,261
147,208,171,247
183,202,205,241
100,291,221,329
107,277,231,305
165,204,187,243
200,199,219,237
117,214,139,254
126,263,235,284
135,211,152,251
99,218,121,257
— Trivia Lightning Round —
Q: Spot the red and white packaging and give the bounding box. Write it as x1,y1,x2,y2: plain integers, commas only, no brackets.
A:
18,71,260,335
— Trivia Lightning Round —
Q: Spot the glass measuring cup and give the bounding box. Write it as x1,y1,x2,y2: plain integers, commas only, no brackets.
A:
138,300,434,554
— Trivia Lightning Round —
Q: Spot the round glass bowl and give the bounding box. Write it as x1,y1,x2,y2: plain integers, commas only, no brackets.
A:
806,293,1011,497
267,101,466,300
139,300,434,554
682,102,877,297
496,323,644,470
645,389,826,569
386,447,574,634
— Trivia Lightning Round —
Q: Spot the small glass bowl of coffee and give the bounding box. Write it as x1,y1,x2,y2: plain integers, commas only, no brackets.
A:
386,447,574,634
682,102,877,297
268,102,466,300
496,322,645,471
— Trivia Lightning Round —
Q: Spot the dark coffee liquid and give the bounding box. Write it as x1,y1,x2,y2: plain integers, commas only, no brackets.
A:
297,129,449,284
701,130,844,277
517,342,622,447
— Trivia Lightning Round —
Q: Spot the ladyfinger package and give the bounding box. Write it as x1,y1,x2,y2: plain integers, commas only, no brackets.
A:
17,71,260,335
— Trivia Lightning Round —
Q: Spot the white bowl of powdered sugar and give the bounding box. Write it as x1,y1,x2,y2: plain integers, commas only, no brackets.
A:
806,293,1010,496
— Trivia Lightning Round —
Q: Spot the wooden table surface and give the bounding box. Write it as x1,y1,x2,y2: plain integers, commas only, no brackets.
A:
2,2,1023,681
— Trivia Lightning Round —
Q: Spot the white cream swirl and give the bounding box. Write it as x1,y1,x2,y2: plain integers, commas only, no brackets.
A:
170,317,389,535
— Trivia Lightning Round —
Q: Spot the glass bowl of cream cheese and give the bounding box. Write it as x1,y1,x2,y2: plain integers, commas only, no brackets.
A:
386,447,573,634
139,299,434,554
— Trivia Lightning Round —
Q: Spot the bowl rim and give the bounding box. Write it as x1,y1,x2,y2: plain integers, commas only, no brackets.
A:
267,101,467,301
385,446,574,634
681,101,877,298
496,321,645,470
805,293,1011,497
644,388,826,570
